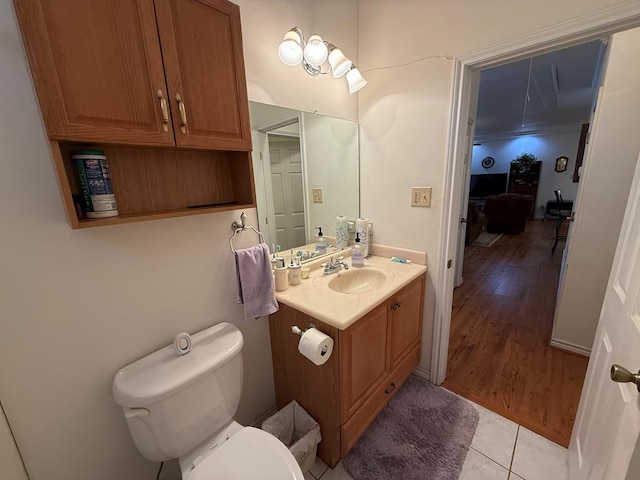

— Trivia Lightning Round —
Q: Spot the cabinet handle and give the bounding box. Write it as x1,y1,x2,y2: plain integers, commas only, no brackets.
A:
175,93,188,134
391,301,401,311
156,90,169,132
385,383,396,395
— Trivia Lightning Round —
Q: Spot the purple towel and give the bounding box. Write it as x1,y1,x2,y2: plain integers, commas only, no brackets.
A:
235,243,279,320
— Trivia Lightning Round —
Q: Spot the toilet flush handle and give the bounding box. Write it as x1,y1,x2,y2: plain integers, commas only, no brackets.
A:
124,407,149,419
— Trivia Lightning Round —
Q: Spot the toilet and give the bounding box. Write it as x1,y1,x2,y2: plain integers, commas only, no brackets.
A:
112,322,304,480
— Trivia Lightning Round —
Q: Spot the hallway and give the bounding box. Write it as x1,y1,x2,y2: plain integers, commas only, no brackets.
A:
443,220,588,447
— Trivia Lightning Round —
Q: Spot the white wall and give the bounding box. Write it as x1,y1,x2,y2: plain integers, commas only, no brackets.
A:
471,132,581,217
553,26,640,351
0,404,28,480
357,0,637,377
0,2,358,480
302,113,360,239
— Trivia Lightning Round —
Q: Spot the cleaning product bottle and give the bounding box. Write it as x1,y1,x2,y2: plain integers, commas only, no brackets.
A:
351,232,364,268
315,227,327,255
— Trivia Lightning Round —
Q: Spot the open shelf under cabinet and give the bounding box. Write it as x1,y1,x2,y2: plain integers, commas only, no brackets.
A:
52,141,255,229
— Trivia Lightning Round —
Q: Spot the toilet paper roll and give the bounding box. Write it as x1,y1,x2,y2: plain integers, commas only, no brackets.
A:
355,218,369,257
336,215,348,249
298,328,334,366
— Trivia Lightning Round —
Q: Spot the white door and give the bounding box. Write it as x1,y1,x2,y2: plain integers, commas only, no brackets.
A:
569,151,640,479
454,120,476,287
269,135,306,250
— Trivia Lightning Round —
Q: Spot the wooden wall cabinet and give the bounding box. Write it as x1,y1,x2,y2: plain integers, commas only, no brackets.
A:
14,0,254,228
507,160,542,215
269,275,426,467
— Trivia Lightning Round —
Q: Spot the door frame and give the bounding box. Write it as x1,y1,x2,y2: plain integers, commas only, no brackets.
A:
253,116,304,249
432,3,640,385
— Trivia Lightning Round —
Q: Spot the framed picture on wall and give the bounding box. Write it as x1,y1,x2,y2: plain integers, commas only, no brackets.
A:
481,156,495,168
555,156,568,172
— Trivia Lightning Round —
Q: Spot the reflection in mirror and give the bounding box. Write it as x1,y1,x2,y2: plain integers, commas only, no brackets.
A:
249,102,359,260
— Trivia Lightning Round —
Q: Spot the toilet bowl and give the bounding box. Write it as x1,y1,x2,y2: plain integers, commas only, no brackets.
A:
112,322,304,479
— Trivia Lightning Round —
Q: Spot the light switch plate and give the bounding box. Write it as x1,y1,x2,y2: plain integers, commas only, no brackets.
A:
312,188,323,203
411,187,432,207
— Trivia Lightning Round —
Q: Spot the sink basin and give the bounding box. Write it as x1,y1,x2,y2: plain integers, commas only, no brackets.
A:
328,268,387,294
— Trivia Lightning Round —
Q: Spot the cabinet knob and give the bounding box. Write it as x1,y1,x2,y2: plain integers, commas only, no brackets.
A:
391,301,401,311
385,382,396,395
175,93,188,134
156,90,169,132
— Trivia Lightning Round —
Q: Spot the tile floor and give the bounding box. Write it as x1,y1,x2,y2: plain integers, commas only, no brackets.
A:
304,397,569,480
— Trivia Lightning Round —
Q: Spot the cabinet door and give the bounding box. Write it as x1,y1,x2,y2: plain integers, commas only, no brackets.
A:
389,276,425,370
14,0,174,146
155,0,252,151
340,302,389,420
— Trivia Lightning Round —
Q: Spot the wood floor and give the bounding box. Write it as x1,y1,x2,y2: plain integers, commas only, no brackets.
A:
443,220,588,447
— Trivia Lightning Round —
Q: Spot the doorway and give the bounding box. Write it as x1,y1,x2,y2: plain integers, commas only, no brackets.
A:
433,13,640,456
444,41,604,446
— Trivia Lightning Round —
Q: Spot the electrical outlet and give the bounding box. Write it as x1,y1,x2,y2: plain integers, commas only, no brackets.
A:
312,188,323,203
411,187,431,207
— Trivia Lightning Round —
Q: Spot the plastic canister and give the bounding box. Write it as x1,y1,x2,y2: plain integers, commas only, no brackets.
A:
73,150,119,218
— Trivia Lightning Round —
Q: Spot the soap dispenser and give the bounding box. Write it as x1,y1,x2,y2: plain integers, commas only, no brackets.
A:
351,232,364,268
315,227,327,255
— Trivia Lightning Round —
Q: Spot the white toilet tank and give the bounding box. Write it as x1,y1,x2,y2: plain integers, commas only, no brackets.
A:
112,322,244,462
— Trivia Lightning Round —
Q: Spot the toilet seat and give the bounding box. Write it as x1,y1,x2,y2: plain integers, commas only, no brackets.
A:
186,426,304,480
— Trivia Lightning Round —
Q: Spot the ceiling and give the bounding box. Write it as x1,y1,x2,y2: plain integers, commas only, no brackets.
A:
474,40,606,141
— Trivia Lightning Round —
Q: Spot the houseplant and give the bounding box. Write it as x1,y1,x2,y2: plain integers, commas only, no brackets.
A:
513,152,537,173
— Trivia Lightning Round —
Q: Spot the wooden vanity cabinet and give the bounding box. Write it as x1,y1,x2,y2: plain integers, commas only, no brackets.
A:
269,274,426,468
13,0,253,228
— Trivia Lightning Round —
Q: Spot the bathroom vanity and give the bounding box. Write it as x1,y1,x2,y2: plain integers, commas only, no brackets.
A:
268,255,426,467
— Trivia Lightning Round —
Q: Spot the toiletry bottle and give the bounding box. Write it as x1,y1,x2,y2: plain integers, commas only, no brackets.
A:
315,227,327,255
289,259,302,285
351,233,365,268
274,258,289,291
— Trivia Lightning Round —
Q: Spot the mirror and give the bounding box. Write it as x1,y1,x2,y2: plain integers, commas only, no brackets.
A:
249,102,359,261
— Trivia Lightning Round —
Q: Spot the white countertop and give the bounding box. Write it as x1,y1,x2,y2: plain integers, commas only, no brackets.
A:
275,254,427,330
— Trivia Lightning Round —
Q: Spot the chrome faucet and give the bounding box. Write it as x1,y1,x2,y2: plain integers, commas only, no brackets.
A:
323,256,349,275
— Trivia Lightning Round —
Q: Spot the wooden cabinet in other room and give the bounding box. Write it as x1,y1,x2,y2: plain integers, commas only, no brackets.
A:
507,160,542,215
269,274,426,467
13,0,254,228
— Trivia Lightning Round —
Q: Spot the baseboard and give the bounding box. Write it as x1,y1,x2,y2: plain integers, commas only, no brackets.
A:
550,338,591,357
413,366,431,382
250,405,278,428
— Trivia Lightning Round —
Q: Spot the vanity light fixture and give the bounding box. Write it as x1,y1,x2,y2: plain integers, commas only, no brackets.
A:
277,27,367,94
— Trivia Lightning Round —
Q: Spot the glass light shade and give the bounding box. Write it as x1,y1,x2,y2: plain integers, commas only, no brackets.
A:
328,48,352,78
303,34,328,66
346,67,367,94
278,30,303,66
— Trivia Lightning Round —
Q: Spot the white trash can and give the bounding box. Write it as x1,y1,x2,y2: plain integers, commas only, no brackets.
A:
261,400,321,472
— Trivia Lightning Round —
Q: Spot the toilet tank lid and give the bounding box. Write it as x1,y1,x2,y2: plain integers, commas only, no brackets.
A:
112,322,243,408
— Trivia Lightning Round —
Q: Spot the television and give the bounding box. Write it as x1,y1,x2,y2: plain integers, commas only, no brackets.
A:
469,173,508,199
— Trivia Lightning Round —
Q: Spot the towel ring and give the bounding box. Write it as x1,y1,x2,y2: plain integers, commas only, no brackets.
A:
229,212,265,255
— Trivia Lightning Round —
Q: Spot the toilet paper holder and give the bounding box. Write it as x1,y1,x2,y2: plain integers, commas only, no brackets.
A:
291,323,317,336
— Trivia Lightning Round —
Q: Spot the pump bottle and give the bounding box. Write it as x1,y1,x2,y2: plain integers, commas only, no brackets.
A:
351,233,364,268
315,227,327,255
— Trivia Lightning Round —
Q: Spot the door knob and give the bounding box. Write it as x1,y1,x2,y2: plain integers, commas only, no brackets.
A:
610,364,640,392
460,217,467,224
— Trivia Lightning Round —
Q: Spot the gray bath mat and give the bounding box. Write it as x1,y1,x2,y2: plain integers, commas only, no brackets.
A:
343,375,479,480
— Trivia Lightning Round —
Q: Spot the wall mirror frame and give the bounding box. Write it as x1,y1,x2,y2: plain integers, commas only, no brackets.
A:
249,102,360,262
